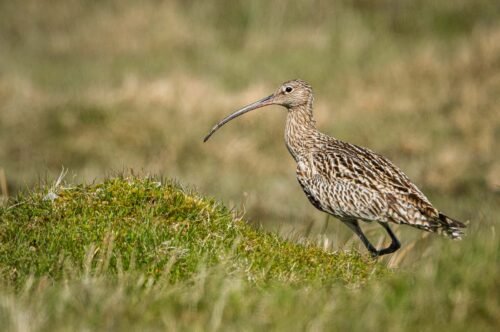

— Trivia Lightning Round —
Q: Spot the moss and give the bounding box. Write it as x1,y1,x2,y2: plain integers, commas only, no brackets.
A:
0,176,381,288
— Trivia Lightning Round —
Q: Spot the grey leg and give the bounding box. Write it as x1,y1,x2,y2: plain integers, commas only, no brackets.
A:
343,219,379,257
343,219,401,257
376,222,401,256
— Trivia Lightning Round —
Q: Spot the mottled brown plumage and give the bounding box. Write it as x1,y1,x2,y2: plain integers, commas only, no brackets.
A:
204,79,466,256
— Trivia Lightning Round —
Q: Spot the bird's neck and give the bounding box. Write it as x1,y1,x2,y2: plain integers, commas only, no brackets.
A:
285,103,320,161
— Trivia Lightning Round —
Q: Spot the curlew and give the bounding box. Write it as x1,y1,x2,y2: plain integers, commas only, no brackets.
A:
203,79,466,256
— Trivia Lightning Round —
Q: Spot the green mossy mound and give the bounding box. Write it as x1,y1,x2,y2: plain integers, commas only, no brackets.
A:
0,177,380,287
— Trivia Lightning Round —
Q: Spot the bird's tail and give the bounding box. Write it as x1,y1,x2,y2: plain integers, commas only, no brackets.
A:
436,213,467,240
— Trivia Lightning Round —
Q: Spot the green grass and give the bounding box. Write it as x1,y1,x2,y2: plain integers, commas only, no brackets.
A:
0,176,498,331
0,177,376,288
0,176,380,331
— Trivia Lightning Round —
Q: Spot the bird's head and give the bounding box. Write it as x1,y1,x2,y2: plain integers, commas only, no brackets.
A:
203,79,313,142
271,79,313,108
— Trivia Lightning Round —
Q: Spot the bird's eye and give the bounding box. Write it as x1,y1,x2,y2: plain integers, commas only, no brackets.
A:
285,86,293,93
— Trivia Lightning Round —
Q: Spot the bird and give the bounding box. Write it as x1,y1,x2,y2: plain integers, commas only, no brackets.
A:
203,79,466,257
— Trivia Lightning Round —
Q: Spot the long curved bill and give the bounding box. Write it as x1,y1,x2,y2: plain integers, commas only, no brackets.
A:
203,94,274,142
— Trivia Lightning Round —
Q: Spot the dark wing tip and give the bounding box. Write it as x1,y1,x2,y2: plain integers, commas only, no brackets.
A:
439,213,467,229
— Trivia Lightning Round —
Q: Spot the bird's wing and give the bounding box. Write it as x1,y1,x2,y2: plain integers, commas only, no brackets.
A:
326,141,431,203
296,152,390,222
301,146,442,226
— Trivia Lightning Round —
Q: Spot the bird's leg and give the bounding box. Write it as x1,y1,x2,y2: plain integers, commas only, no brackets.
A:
343,219,379,257
376,222,401,256
343,219,401,257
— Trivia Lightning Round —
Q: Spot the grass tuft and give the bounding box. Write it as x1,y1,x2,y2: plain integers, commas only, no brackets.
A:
0,176,379,289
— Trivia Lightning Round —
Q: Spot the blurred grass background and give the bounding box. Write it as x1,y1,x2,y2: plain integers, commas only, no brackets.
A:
0,0,499,252
0,0,499,330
